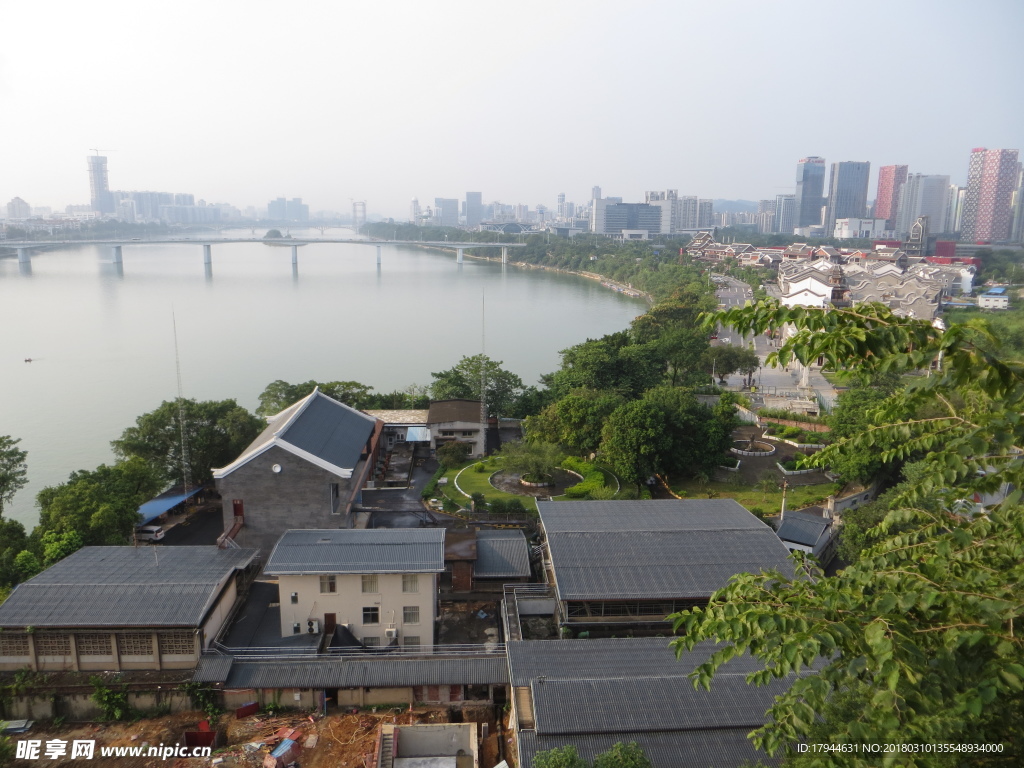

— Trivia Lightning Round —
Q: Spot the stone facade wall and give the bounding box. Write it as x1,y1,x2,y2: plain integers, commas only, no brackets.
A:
217,445,359,553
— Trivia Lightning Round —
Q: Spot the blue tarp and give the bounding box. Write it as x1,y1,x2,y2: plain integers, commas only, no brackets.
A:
136,487,202,525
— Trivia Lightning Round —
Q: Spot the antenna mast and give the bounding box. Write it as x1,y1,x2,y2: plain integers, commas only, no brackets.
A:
172,312,192,496
480,290,487,447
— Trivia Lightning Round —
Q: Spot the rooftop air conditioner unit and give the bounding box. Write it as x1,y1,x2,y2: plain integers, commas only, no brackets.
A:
385,628,399,639
307,620,320,634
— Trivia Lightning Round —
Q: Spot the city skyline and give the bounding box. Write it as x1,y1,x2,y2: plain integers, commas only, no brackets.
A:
1,1,1021,219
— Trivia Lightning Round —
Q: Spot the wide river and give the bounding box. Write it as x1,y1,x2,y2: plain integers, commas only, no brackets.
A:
0,229,645,528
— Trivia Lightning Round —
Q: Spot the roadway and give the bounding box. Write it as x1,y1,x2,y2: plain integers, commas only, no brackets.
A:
0,237,526,250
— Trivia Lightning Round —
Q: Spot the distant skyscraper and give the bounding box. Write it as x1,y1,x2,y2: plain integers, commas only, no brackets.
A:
946,185,965,234
434,198,459,227
6,197,31,219
410,197,421,223
592,186,602,200
960,147,1021,242
825,161,871,234
1013,170,1024,243
556,193,566,220
774,194,796,234
697,199,714,228
794,157,826,228
895,174,950,236
465,191,482,228
87,155,115,214
875,165,908,227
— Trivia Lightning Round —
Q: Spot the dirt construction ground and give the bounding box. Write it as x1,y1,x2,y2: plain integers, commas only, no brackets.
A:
18,705,505,768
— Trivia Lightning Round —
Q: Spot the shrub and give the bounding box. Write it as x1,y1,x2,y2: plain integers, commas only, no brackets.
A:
506,498,527,514
474,463,488,473
749,506,766,520
489,498,508,515
421,465,447,499
437,441,471,470
470,492,487,511
561,456,607,499
442,496,459,513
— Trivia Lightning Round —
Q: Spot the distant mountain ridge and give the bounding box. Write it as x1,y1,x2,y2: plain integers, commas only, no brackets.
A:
713,199,758,214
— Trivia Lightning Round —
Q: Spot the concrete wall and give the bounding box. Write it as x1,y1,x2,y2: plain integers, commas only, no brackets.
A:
201,578,238,648
1,630,202,673
395,723,476,758
337,687,414,706
217,445,357,553
277,572,437,648
222,687,319,711
5,691,193,721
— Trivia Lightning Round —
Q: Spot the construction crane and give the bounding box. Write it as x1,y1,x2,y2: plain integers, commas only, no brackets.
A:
89,148,117,155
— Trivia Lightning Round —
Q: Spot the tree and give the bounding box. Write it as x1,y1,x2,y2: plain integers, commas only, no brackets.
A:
600,401,670,491
592,742,653,768
524,388,625,456
263,229,282,238
436,441,471,470
669,299,1024,761
35,458,163,548
256,379,380,417
754,470,778,502
0,517,29,588
0,435,28,516
113,398,264,486
549,333,664,399
496,440,564,481
430,354,525,417
533,745,589,768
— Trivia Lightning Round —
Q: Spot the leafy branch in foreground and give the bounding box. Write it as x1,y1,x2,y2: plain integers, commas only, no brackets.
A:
705,300,1024,505
671,505,1024,765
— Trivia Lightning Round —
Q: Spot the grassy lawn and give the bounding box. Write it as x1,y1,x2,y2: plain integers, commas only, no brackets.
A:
435,460,539,513
667,478,840,513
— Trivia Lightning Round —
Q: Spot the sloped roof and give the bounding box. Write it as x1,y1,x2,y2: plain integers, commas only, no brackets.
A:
537,500,793,601
263,529,445,575
777,511,832,548
427,399,483,424
509,637,792,768
363,410,429,425
474,529,531,579
0,547,258,628
213,389,378,480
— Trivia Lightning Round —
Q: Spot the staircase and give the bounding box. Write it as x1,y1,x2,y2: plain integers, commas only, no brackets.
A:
514,687,535,729
377,732,394,768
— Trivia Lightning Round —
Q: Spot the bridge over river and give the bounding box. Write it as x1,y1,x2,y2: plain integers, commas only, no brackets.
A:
0,237,526,267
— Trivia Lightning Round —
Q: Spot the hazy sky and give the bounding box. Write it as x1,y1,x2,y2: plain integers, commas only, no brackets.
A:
2,0,1020,218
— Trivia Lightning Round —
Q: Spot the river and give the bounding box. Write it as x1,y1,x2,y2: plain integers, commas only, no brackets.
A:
0,229,646,528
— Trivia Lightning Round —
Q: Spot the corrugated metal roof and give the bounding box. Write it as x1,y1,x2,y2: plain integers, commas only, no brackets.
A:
538,501,792,601
193,655,234,683
364,410,429,425
517,730,774,768
264,529,445,575
281,393,378,470
474,530,531,579
137,487,203,524
427,400,482,424
0,547,258,628
777,512,831,548
221,656,508,689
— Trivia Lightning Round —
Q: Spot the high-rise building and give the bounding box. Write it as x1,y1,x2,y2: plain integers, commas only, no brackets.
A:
6,197,31,219
591,186,602,201
825,161,871,234
434,198,459,227
946,185,965,235
87,155,115,214
960,147,1021,242
465,191,482,228
1013,170,1024,243
895,174,950,236
410,197,421,223
795,157,826,228
267,197,309,221
697,199,714,228
774,194,796,234
875,165,908,227
556,193,566,220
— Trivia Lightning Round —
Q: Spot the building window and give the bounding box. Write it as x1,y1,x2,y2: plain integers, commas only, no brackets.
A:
402,574,419,593
441,431,454,437
404,636,420,649
0,634,30,656
330,482,341,514
320,575,337,594
292,623,301,634
159,632,195,656
462,431,475,437
403,606,420,624
361,574,378,593
363,607,380,625
117,634,153,657
76,634,112,655
363,636,380,647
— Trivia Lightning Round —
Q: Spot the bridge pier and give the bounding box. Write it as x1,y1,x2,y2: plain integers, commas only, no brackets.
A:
501,246,508,264
17,248,30,263
457,248,464,264
291,245,298,265
376,245,382,266
203,244,212,264
112,245,123,263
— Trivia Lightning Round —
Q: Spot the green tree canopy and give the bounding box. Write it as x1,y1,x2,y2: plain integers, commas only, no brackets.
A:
496,440,564,480
549,332,664,399
524,388,626,456
671,298,1024,762
533,742,653,768
600,400,670,491
640,386,734,478
257,379,375,417
430,354,524,418
533,745,589,768
112,398,263,486
0,435,28,516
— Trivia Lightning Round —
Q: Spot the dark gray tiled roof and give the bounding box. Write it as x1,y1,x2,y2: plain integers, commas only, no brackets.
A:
474,529,531,579
427,399,482,424
280,392,377,470
0,547,257,628
777,512,831,547
216,656,508,689
193,655,234,683
517,730,774,768
510,638,786,768
538,500,793,601
264,529,445,575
